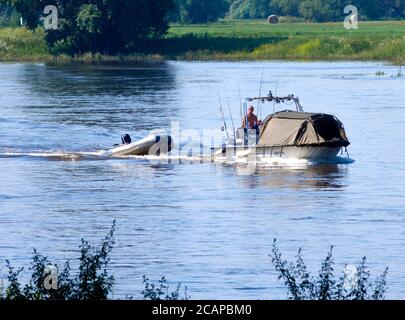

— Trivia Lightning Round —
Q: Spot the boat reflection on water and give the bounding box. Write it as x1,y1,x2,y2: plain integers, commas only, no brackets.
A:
234,162,348,191
18,62,178,131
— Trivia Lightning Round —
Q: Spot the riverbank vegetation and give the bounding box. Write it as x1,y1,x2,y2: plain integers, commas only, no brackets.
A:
1,20,405,64
0,1,404,63
164,19,405,63
2,0,175,55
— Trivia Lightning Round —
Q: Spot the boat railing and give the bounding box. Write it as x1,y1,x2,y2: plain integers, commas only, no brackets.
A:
245,91,304,113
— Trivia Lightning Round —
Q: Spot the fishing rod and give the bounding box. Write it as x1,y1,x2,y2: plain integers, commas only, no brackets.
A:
273,73,279,114
218,93,229,141
238,84,243,119
223,84,235,134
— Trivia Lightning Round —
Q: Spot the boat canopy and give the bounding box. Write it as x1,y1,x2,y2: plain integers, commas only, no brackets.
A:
258,110,350,148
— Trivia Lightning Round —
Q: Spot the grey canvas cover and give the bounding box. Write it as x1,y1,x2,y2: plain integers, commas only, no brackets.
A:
258,110,350,147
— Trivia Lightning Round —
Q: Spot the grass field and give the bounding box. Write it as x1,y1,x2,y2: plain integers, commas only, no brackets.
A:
169,19,405,38
165,20,405,63
0,20,405,63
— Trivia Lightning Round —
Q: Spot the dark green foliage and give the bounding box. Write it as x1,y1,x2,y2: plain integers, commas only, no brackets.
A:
356,0,405,19
317,247,335,300
271,0,353,22
0,2,19,27
146,33,286,56
229,0,272,19
7,0,175,55
142,276,189,300
0,221,115,300
3,261,25,300
1,0,44,29
173,0,228,23
76,4,102,35
236,0,405,22
173,0,405,22
270,240,388,300
73,221,115,300
298,0,349,22
271,0,301,17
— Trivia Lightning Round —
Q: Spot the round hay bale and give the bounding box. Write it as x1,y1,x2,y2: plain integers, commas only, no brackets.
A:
268,15,279,24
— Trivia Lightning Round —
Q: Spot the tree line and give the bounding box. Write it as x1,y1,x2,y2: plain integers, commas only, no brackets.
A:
1,0,175,55
2,1,405,28
172,0,405,23
0,0,404,56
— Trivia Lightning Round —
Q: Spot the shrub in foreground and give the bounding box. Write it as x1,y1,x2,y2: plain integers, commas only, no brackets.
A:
142,276,189,300
270,240,388,300
0,227,389,300
0,221,115,300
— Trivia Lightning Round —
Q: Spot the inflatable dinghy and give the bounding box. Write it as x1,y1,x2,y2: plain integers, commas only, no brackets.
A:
104,134,173,157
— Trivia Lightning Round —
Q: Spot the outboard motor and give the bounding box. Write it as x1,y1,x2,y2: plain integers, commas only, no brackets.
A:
121,134,132,145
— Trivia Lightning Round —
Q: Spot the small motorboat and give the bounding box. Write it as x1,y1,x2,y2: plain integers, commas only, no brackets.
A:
213,92,350,162
103,133,173,157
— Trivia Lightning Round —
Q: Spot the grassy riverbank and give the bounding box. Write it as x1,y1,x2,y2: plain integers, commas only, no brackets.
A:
1,20,405,63
165,20,405,63
0,28,165,62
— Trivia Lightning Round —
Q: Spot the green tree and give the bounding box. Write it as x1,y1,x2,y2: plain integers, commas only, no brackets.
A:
354,0,405,19
174,0,229,23
1,0,44,29
351,0,380,19
229,0,272,19
271,0,405,21
6,0,175,55
0,3,19,27
382,0,405,18
271,0,300,16
76,4,102,35
298,0,348,22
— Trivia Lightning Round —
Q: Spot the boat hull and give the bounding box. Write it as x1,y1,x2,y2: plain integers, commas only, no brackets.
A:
257,145,341,161
106,134,172,157
214,145,342,162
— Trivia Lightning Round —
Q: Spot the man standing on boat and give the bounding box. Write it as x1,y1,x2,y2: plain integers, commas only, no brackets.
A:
242,106,261,129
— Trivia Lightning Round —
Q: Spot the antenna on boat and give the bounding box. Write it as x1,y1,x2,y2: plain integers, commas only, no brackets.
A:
223,83,235,134
258,70,264,118
218,93,229,141
273,73,279,114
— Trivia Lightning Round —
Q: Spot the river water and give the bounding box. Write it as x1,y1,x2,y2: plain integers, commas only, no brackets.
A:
0,61,404,299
